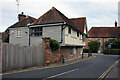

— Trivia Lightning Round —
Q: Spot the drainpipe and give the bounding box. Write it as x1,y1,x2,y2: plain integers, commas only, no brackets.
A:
28,25,30,46
60,23,66,43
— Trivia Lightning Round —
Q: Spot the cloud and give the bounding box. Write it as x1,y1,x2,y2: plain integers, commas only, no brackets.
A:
0,0,119,32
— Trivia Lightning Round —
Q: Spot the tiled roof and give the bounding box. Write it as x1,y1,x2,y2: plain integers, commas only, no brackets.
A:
33,7,75,27
9,16,36,28
88,27,120,38
70,17,86,33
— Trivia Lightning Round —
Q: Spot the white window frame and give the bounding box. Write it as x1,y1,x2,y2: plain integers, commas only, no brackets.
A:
16,29,22,37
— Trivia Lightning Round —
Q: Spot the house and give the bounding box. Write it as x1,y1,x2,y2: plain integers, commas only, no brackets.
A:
9,7,88,61
9,12,37,46
85,21,119,53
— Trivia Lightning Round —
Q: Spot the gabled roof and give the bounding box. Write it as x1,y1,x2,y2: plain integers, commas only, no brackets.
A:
70,17,87,33
9,16,36,28
88,27,120,38
33,7,75,27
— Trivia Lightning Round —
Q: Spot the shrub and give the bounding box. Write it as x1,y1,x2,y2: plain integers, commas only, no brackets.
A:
50,39,60,51
88,40,100,53
83,49,89,53
103,49,120,55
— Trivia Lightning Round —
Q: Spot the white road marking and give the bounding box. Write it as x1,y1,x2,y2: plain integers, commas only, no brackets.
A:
43,68,79,80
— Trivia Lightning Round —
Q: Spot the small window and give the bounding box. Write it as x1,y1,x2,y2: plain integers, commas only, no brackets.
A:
97,38,100,41
88,38,92,41
77,32,79,37
68,27,71,34
16,29,22,37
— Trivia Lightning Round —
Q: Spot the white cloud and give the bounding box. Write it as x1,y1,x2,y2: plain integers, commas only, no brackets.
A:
0,0,119,32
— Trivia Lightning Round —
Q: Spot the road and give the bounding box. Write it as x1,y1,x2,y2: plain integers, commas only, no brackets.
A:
2,54,120,80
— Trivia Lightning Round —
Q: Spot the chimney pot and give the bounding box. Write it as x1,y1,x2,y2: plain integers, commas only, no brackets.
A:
115,20,117,27
18,12,26,21
21,12,24,14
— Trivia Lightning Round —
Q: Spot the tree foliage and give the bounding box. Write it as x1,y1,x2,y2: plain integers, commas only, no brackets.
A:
104,39,120,49
118,29,120,41
50,39,60,51
88,40,100,53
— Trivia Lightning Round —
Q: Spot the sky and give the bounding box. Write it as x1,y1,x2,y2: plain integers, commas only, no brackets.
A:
0,0,119,32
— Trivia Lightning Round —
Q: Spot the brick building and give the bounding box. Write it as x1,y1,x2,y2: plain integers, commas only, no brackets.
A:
85,22,119,53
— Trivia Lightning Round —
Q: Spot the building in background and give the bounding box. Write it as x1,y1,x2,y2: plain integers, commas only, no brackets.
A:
85,21,119,53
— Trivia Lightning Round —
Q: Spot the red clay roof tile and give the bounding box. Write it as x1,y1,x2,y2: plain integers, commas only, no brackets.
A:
88,27,120,38
9,16,36,28
70,17,86,33
33,7,75,27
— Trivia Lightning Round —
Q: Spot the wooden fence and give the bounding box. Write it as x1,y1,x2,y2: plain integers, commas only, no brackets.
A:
2,43,44,72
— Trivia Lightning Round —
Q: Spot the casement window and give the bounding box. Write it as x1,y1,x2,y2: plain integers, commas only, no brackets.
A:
68,27,71,34
77,32,79,37
16,29,22,37
31,27,42,36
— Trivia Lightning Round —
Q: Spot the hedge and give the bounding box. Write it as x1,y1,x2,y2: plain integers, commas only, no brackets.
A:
83,49,89,53
103,49,120,55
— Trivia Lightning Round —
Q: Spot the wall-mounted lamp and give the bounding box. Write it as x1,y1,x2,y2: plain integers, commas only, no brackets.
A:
25,32,28,34
11,31,14,34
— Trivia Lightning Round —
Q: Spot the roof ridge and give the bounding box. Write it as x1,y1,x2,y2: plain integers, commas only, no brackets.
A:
69,17,86,20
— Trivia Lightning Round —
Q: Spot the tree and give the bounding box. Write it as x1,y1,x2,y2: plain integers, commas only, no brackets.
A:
88,40,100,53
118,29,120,41
104,39,120,49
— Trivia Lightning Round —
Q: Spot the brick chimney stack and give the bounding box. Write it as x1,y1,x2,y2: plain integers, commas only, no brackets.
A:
18,12,26,21
115,20,117,27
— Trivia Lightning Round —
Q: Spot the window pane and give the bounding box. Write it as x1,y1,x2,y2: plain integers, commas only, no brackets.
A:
68,27,71,34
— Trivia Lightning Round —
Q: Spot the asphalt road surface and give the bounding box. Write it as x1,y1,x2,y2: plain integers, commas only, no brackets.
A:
2,54,120,80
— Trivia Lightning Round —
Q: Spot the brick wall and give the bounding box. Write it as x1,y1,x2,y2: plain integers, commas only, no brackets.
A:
42,37,83,65
60,46,82,61
42,37,61,66
85,38,89,49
